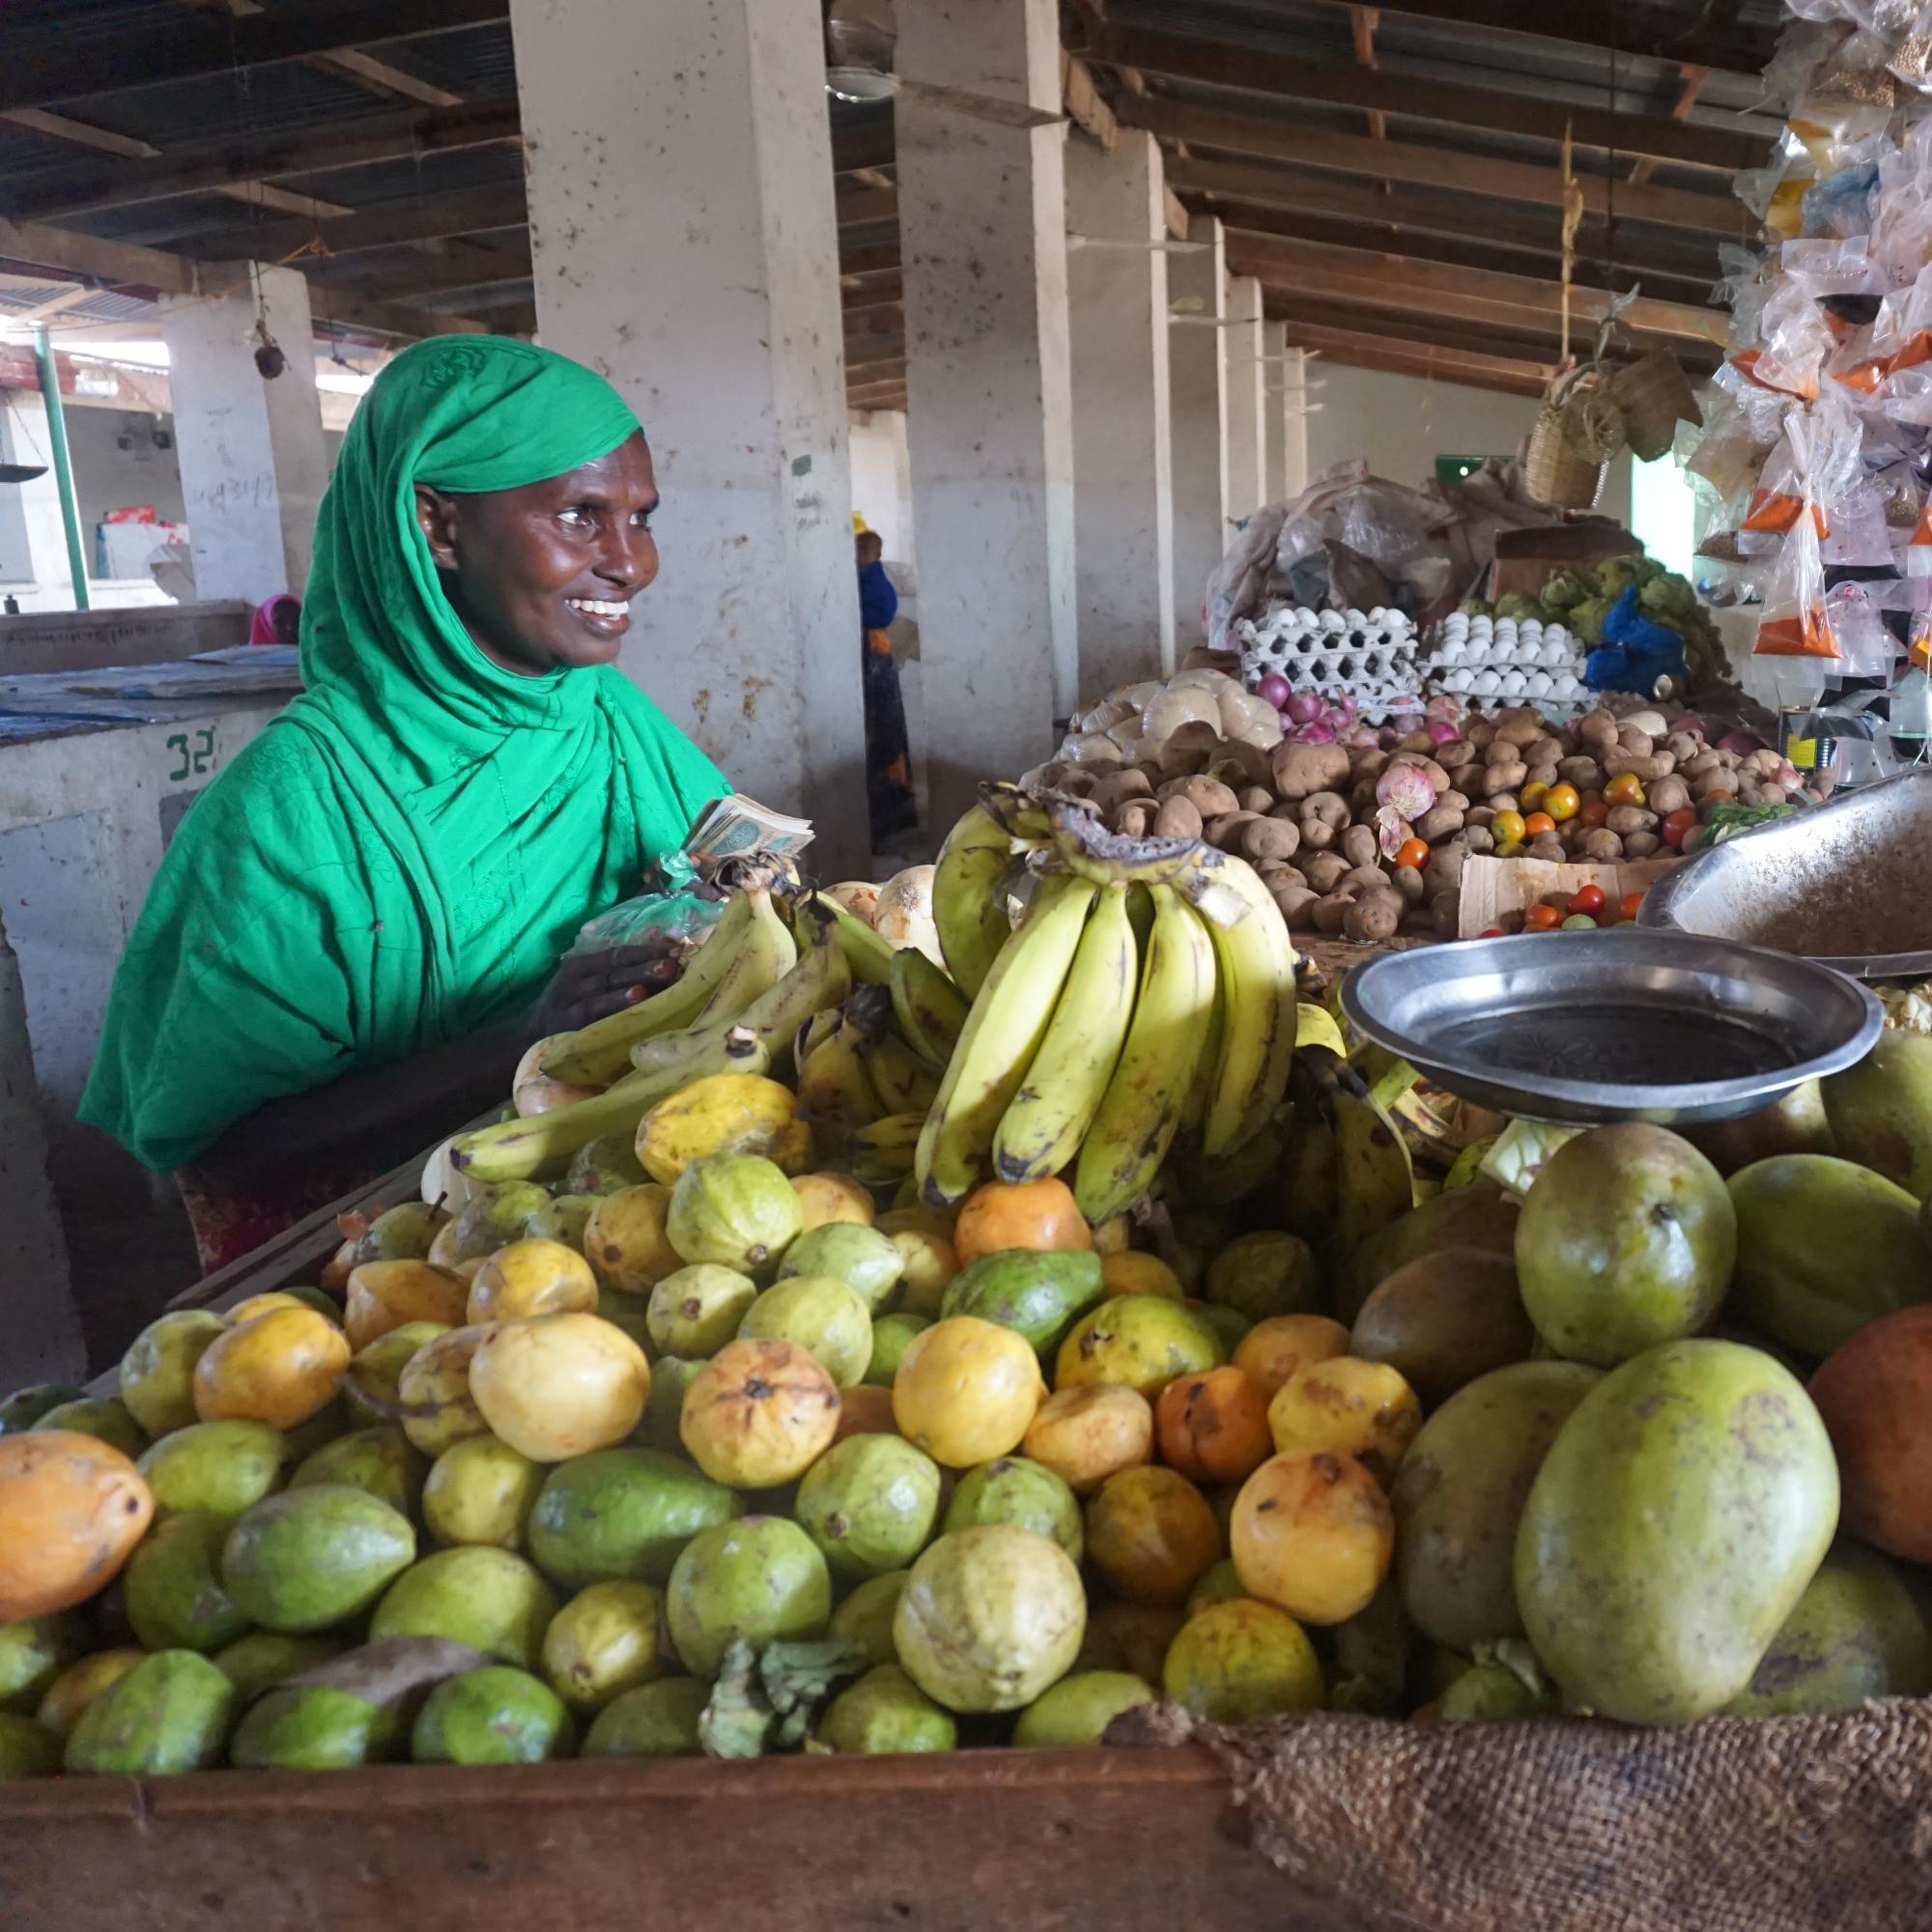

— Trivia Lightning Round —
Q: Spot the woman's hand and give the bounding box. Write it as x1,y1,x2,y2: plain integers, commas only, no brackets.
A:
533,943,683,1037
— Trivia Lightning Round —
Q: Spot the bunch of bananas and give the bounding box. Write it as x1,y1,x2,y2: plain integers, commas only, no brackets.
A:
914,795,1300,1221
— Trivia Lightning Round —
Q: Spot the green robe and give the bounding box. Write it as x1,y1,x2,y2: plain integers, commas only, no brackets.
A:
82,336,724,1171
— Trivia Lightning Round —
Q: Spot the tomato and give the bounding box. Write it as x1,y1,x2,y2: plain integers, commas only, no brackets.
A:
1493,840,1524,859
1393,838,1430,872
1477,926,1506,939
1661,806,1698,851
1619,892,1645,922
1523,904,1564,931
1544,782,1581,823
1491,810,1526,847
1569,884,1606,917
1604,773,1647,808
1522,811,1556,838
1595,910,1622,928
1560,913,1599,931
1519,781,1548,812
1577,798,1609,830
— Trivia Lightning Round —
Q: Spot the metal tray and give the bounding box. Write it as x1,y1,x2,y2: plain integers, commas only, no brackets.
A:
1639,769,1932,979
1340,927,1882,1125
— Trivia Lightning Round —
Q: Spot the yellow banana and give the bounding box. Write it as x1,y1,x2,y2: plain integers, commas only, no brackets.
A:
861,1027,943,1116
932,802,1018,998
796,1025,886,1130
890,948,972,1067
1179,976,1225,1137
842,1110,926,1184
1072,885,1217,1224
796,1009,841,1065
1331,1087,1415,1255
630,906,851,1080
1181,849,1299,1157
455,1030,771,1183
1296,1001,1348,1058
915,873,1097,1207
804,891,895,985
540,886,786,1088
992,884,1137,1185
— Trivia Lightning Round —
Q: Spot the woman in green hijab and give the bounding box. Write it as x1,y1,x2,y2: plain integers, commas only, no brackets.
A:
82,336,725,1267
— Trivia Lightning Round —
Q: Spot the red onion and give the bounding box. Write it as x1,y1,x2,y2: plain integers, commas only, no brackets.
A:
1298,722,1337,744
1377,725,1401,750
1426,719,1461,744
1258,672,1293,710
1285,691,1323,724
1376,761,1437,819
1718,729,1764,756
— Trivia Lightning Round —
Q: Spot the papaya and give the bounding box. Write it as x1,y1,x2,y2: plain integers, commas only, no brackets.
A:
1350,1248,1535,1406
1517,1340,1839,1724
1728,1155,1932,1361
940,1249,1105,1359
64,1650,237,1776
1820,1031,1932,1195
0,1432,153,1621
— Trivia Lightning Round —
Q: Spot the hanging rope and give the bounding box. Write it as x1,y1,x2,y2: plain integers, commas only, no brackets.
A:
1559,119,1585,363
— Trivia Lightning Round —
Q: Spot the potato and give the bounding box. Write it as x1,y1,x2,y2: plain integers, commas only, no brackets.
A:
1582,828,1624,861
1604,753,1674,782
1091,769,1153,813
1217,740,1276,788
1158,720,1221,773
1392,865,1426,905
1413,805,1465,844
1577,711,1619,746
1494,712,1544,748
1524,735,1565,769
1300,819,1336,852
1114,799,1156,839
1450,762,1486,795
1435,739,1472,768
1352,750,1391,782
1272,884,1320,928
1605,805,1657,836
1693,769,1740,801
1177,776,1238,819
1525,765,1560,793
1342,865,1393,897
1487,792,1520,815
1647,775,1690,815
1241,817,1300,866
1757,783,1788,808
1303,852,1350,895
1299,790,1350,830
1683,750,1723,779
1623,832,1661,857
1343,893,1403,943
1207,810,1264,853
1311,893,1356,935
1430,891,1463,940
1528,835,1566,862
1464,720,1498,749
1238,785,1276,815
1482,760,1528,794
1463,825,1495,855
1152,795,1204,840
1557,755,1605,790
1340,824,1380,871
1664,732,1702,765
1747,748,1785,778
1424,847,1466,896
1616,727,1655,759
1436,789,1470,813
1465,807,1496,831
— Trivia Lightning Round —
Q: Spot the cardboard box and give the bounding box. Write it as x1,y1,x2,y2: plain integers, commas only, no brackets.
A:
1458,853,1680,936
1488,523,1641,602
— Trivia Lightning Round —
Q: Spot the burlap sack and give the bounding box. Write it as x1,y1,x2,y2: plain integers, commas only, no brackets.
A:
1116,1701,1932,1932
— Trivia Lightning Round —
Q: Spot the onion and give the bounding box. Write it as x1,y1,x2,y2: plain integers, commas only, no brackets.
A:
1377,725,1401,750
1345,725,1381,749
1298,723,1337,744
1426,719,1461,743
1718,729,1764,756
1376,760,1437,819
1286,691,1323,724
1258,672,1293,710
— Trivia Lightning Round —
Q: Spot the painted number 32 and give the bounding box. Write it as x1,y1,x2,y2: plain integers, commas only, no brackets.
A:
165,728,217,782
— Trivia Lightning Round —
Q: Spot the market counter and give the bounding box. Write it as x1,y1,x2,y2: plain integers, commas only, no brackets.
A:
0,1747,1352,1932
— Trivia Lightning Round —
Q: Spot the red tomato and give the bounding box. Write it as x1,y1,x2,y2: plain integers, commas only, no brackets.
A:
1619,892,1645,922
1393,838,1430,873
1569,884,1607,917
1478,926,1506,939
1595,910,1621,928
1577,798,1609,830
1522,811,1556,839
1661,806,1698,851
1523,904,1564,931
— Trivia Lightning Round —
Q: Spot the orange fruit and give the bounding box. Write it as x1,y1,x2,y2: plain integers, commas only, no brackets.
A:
1234,1314,1351,1400
952,1178,1092,1265
1155,1366,1274,1485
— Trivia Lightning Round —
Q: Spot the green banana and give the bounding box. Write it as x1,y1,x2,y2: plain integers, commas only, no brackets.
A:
540,887,792,1088
915,873,1097,1208
841,1111,926,1184
889,948,972,1067
992,883,1137,1185
931,802,1018,998
454,1030,771,1183
795,1009,840,1064
1179,848,1299,1158
1330,1087,1416,1255
1072,885,1217,1225
805,891,895,985
630,905,851,1081
860,1026,943,1116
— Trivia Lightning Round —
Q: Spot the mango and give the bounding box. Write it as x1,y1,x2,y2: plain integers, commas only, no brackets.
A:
525,1194,600,1251
349,1201,445,1265
231,1683,399,1770
124,1513,252,1654
1685,1080,1833,1176
192,1307,350,1432
1391,1361,1600,1652
138,1419,288,1522
1516,1340,1839,1724
567,1132,648,1197
31,1398,147,1460
1807,1303,1932,1562
1722,1540,1932,1716
118,1311,227,1437
526,1447,742,1590
1728,1155,1932,1361
1350,1248,1535,1406
1514,1125,1734,1366
1821,1031,1932,1195
940,1249,1106,1359
370,1548,557,1669
827,1571,909,1667
469,1312,649,1463
0,1385,82,1435
291,1426,428,1521
1337,1181,1518,1323
412,1665,573,1764
221,1485,416,1634
64,1650,237,1775
1231,1451,1391,1627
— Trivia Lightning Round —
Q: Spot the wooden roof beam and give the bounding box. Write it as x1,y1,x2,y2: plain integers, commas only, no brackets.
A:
1632,67,1708,186
1277,296,1564,366
325,240,532,303
0,213,196,297
1283,325,1553,397
1062,53,1119,150
165,185,527,263
1121,96,1754,240
1077,23,1771,174
1349,9,1387,141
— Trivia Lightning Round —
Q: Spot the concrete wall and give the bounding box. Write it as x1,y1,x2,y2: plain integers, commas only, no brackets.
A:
65,411,187,529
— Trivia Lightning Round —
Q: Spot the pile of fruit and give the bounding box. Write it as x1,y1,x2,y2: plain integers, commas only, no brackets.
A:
7,885,1932,1780
1029,697,1827,944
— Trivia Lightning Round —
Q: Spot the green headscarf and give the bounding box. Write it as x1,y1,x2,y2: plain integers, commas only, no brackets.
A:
82,336,725,1171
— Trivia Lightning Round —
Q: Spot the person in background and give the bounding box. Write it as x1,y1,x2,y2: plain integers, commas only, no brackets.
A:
247,593,302,645
84,336,725,1274
857,520,917,846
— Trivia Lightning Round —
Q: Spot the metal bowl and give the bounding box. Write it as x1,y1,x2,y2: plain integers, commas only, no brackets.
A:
1639,770,1932,979
1340,927,1882,1125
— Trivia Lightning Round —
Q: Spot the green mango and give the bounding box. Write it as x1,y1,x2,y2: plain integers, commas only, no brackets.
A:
1723,1540,1932,1717
1821,1031,1932,1195
1336,1182,1518,1323
221,1485,416,1634
1517,1340,1839,1724
230,1684,400,1769
212,1633,345,1704
1729,1155,1932,1361
139,1420,289,1521
64,1651,237,1776
581,1676,707,1758
124,1514,252,1654
526,1448,741,1590
412,1665,573,1764
30,1398,147,1460
939,1249,1105,1358
370,1548,557,1669
291,1426,429,1521
0,1615,77,1716
1392,1361,1601,1653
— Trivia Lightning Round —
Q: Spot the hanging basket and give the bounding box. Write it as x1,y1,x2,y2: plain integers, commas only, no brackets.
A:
1525,369,1606,510
1612,347,1706,461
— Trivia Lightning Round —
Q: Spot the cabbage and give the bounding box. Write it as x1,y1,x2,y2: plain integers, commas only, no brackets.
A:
1638,572,1697,619
1569,595,1615,645
1594,554,1661,597
1540,571,1592,612
1458,599,1494,617
1478,1120,1582,1198
1494,593,1550,622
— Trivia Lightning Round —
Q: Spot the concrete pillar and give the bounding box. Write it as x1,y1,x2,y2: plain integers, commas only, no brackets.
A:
896,0,1077,829
1169,214,1227,648
511,0,869,873
1066,128,1175,695
1261,321,1288,502
1224,273,1267,524
1282,346,1311,501
0,394,78,611
159,264,327,605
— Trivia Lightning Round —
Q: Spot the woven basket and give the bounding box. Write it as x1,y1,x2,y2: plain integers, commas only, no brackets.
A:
1524,403,1604,509
1613,347,1706,461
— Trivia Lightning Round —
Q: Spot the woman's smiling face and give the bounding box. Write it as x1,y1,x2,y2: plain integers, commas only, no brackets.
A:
414,430,660,674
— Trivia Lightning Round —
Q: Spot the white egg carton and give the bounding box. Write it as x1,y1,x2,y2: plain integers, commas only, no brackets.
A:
1421,611,1584,703
1236,604,1423,707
